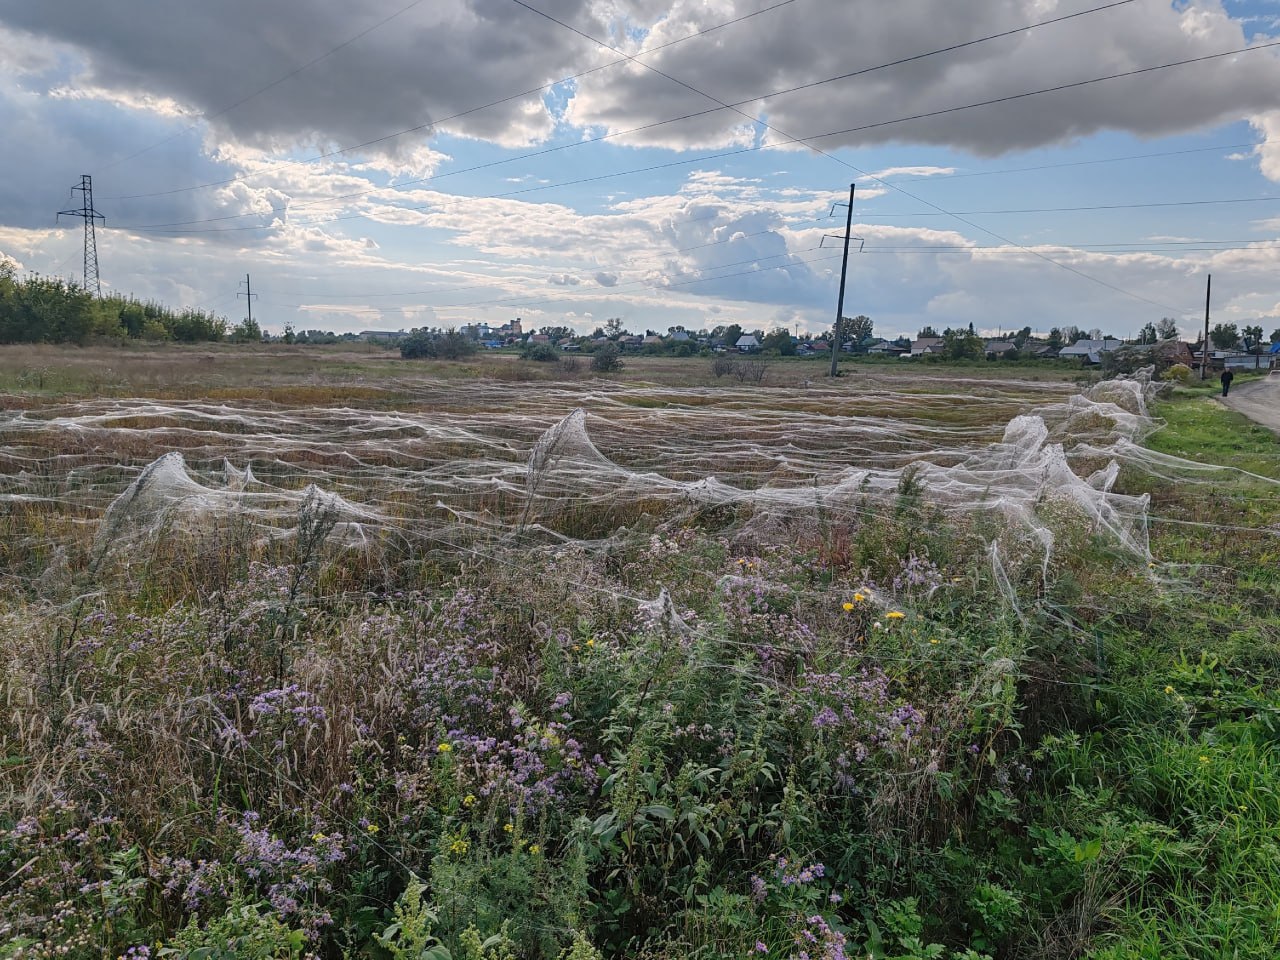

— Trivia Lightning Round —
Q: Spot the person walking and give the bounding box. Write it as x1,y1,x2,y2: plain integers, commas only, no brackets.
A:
1221,368,1235,397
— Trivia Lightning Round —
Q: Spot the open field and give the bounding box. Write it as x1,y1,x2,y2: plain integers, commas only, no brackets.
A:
1,349,1278,960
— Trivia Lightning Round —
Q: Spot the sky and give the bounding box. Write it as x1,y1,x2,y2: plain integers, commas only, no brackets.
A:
2,0,1280,340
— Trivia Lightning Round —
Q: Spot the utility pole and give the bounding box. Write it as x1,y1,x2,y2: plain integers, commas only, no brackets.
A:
238,274,258,334
829,183,857,378
56,175,105,296
1200,273,1211,381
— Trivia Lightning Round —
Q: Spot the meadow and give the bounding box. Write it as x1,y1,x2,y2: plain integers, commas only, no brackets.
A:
1,347,1277,960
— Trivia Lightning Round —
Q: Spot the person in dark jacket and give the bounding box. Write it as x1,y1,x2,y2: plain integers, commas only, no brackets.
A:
1221,368,1234,397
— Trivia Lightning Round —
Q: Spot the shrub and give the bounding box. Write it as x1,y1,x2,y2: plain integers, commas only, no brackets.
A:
1162,362,1193,383
590,343,623,373
710,355,738,378
522,342,560,362
400,329,478,360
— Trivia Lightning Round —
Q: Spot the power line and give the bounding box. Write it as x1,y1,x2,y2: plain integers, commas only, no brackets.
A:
97,0,802,202
102,2,1267,316
505,0,1194,314
119,0,1206,314
237,230,1280,306
256,249,842,313
881,139,1278,183
112,0,1138,231
805,38,1280,146
112,10,1186,243
96,0,435,174
241,213,837,300
847,196,1280,217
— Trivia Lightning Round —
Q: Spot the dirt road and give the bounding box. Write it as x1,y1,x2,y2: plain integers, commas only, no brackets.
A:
1222,371,1280,435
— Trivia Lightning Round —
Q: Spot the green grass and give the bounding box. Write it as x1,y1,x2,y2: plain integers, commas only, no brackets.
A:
1148,388,1280,479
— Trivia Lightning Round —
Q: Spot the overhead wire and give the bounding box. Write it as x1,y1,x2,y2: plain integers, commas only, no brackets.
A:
844,196,1280,217
95,0,437,174
96,0,803,202
882,138,1278,183
504,0,1200,314
113,0,1140,232
119,0,1239,315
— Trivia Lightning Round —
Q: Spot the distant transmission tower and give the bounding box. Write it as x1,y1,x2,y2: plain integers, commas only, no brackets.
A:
57,175,105,295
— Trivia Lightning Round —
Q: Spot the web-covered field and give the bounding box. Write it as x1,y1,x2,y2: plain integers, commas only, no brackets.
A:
3,358,1280,958
0,369,1155,579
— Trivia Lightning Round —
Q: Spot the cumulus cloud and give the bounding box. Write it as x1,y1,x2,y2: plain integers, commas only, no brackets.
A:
567,0,1280,162
594,271,619,286
0,0,602,156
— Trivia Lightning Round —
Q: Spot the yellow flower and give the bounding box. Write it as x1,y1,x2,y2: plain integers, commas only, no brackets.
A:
1164,685,1175,694
886,611,906,620
503,822,514,833
528,844,541,855
585,638,596,648
1198,755,1210,764
463,794,476,807
842,602,854,612
449,838,470,856
311,832,326,843
853,592,867,602
929,638,940,645
437,742,452,753
366,823,379,834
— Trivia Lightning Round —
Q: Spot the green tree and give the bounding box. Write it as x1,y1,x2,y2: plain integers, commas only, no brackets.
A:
1242,324,1264,353
842,315,873,345
917,325,939,339
761,328,796,355
943,328,984,360
1047,327,1063,350
1209,322,1240,349
1137,322,1158,345
1157,316,1180,340
719,323,744,349
231,317,263,343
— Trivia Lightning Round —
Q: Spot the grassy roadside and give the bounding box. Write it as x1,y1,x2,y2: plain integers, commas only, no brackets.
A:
1146,381,1280,479
1042,388,1280,958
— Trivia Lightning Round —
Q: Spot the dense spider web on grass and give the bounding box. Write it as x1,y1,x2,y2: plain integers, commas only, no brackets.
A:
0,370,1269,588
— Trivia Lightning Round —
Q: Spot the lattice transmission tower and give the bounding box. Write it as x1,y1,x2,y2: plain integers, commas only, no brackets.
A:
57,175,105,296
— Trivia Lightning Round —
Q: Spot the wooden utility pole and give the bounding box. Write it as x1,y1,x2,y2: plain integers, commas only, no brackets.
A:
238,273,258,331
829,183,856,378
1200,273,1211,380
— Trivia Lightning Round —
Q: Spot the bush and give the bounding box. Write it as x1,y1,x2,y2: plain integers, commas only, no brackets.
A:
590,343,623,373
710,355,738,378
1162,362,1193,383
522,342,560,362
400,329,479,360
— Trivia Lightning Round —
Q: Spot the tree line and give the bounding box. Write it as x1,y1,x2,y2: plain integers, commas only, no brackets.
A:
0,262,256,345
